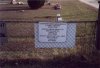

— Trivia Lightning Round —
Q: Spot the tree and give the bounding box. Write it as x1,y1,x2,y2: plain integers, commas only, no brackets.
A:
28,0,45,9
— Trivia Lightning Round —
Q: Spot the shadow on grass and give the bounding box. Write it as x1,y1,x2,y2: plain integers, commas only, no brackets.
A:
0,6,30,11
34,16,55,19
0,55,99,68
0,4,52,11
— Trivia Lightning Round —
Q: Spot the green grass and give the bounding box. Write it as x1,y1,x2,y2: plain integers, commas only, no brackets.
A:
61,1,97,21
0,0,98,21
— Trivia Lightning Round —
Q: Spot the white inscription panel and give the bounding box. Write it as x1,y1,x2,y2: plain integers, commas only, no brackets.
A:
38,23,67,42
35,22,77,48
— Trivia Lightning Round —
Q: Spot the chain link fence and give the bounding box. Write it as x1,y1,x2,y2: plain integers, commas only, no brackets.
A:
0,20,97,58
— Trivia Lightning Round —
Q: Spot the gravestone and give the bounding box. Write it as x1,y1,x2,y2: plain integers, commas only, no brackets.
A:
57,14,63,22
35,22,76,48
11,0,17,4
0,22,7,45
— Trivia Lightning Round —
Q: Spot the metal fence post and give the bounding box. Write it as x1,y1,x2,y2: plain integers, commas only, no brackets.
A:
0,22,7,45
96,1,100,50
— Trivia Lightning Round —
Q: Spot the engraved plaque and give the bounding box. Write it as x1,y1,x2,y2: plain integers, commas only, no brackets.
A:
38,23,67,42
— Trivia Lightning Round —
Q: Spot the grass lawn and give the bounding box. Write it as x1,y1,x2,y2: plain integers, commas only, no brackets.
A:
0,0,98,21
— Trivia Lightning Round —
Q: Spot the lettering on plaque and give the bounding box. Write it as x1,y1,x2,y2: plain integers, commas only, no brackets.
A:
38,23,67,43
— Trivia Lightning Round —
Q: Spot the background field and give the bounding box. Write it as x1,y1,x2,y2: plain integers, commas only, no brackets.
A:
0,0,97,21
